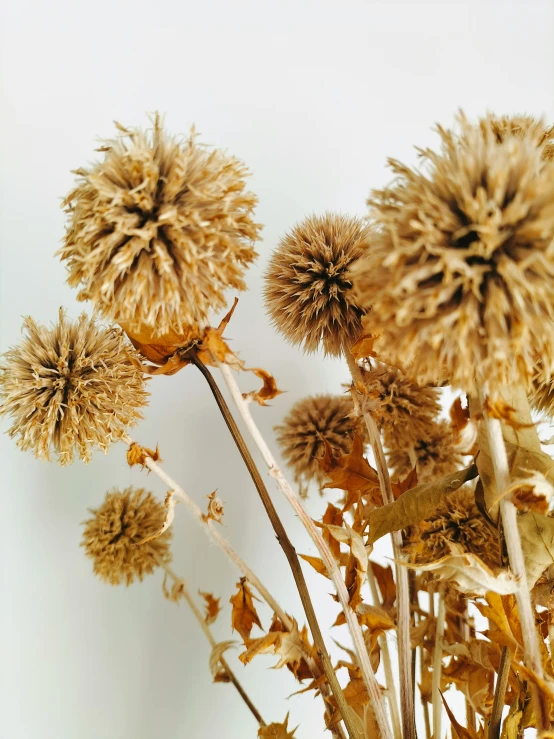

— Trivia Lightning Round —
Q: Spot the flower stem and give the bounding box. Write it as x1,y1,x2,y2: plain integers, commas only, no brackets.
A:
488,646,510,739
345,352,415,739
191,354,359,739
160,560,265,726
215,358,392,739
432,584,446,739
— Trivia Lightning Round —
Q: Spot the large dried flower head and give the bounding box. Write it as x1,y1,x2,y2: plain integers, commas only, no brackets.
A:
82,487,171,585
530,365,554,419
386,420,463,483
352,113,554,395
59,115,261,337
275,394,362,486
482,114,554,160
0,309,148,465
264,214,372,357
408,487,502,569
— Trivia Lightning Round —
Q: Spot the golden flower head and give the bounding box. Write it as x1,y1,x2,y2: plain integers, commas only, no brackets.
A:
264,213,372,357
408,487,501,569
386,419,463,483
352,113,554,395
482,114,554,159
59,115,261,337
275,394,362,486
0,309,148,465
82,487,171,585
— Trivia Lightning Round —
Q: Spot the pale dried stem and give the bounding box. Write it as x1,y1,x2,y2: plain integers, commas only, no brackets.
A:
218,361,392,739
479,389,546,728
160,559,265,726
461,601,476,733
345,352,415,739
432,584,446,739
123,434,346,739
368,563,402,739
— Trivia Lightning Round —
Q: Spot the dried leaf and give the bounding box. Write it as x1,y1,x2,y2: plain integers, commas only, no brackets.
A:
484,397,535,430
475,593,521,654
243,367,284,406
320,435,381,512
126,441,161,469
405,544,518,595
369,562,396,611
258,714,297,738
518,512,554,589
209,640,236,683
503,472,554,515
298,554,329,578
391,468,418,500
162,574,186,603
317,503,344,562
239,618,315,681
450,396,470,432
199,591,222,625
367,464,478,544
351,334,378,361
326,524,369,608
441,693,480,739
230,578,262,640
139,490,176,544
202,490,224,523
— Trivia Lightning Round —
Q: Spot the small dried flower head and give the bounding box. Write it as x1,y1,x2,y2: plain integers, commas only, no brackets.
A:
0,310,148,465
82,487,172,585
275,394,362,486
530,364,554,419
482,114,554,159
408,487,501,569
59,115,261,337
264,214,372,357
386,420,463,483
352,113,554,395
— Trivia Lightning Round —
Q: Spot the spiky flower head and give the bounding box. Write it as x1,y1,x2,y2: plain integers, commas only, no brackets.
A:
275,394,362,486
82,487,171,585
386,420,463,483
0,309,148,465
264,214,372,357
408,487,502,569
352,113,554,395
530,366,554,419
482,114,554,159
59,115,261,337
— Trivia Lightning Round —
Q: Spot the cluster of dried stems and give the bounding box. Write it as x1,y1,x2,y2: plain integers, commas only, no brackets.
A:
3,112,554,739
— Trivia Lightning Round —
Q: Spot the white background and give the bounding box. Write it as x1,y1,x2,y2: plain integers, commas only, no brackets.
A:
1,1,553,737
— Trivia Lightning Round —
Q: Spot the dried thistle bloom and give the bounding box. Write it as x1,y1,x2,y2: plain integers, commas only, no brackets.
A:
530,365,554,419
352,113,554,395
275,394,362,486
59,115,261,337
82,487,171,585
264,214,372,357
386,420,463,483
0,310,148,465
408,487,502,569
482,114,554,159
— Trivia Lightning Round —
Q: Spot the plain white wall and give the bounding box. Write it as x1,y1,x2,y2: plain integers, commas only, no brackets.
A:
1,1,553,737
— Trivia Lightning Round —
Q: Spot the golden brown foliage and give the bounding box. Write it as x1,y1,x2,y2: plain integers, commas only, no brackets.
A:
230,578,262,640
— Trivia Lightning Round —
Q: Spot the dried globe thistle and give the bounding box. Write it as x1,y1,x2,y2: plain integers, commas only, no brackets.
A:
264,214,372,357
482,114,554,159
275,394,362,486
530,365,554,419
408,487,502,569
82,487,171,585
59,115,261,337
386,420,463,483
352,113,554,395
0,309,148,465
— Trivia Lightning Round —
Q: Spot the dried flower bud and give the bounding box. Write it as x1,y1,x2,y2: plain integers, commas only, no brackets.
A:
275,394,363,487
264,214,372,357
59,115,261,336
482,114,554,159
352,113,554,395
82,487,172,585
0,309,148,465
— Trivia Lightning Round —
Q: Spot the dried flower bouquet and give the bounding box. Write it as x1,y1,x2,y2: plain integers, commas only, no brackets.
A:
2,112,554,739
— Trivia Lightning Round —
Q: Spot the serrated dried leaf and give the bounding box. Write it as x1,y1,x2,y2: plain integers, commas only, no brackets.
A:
441,693,481,739
405,544,518,595
209,640,236,683
391,468,418,500
258,714,297,738
369,562,396,611
351,334,378,361
326,524,369,608
243,367,284,406
367,464,478,544
199,591,222,625
202,490,224,523
162,574,186,603
239,619,314,680
230,578,262,640
299,554,329,578
139,490,176,544
127,441,161,469
316,503,344,562
320,435,381,512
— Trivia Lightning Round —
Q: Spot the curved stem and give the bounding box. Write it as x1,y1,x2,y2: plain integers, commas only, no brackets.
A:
191,354,359,739
216,359,392,739
161,560,265,726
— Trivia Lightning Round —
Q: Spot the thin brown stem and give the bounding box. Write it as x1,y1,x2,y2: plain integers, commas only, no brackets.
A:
191,352,359,739
488,646,510,739
432,584,446,739
160,560,265,726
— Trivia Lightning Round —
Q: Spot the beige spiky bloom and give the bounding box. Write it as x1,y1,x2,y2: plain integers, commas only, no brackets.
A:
275,394,362,486
482,114,554,159
531,365,554,418
408,487,502,569
264,214,372,357
59,115,261,337
82,487,171,585
351,113,554,395
386,420,463,483
0,310,148,465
